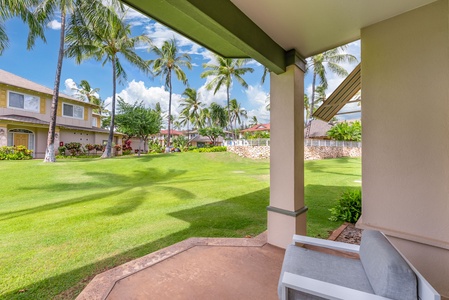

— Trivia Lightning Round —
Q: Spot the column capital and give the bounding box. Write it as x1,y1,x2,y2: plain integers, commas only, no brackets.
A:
285,49,306,72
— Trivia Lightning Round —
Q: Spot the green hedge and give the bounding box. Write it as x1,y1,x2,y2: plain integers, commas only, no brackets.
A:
191,146,227,153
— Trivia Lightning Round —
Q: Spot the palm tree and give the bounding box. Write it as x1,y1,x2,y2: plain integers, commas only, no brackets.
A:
198,107,211,129
65,2,150,158
180,87,204,132
34,0,123,162
304,94,310,126
209,102,227,128
249,115,258,127
0,0,45,55
72,79,100,103
148,39,192,152
178,109,191,135
201,55,254,133
229,99,247,138
306,46,358,128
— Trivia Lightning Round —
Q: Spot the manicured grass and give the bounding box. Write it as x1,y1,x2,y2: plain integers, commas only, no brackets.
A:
0,153,360,299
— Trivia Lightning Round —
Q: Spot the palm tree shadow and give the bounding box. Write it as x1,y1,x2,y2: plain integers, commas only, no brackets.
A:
1,168,196,221
3,188,270,299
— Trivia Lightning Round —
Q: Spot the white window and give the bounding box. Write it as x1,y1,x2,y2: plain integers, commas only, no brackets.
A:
8,91,40,112
92,117,97,127
63,103,84,119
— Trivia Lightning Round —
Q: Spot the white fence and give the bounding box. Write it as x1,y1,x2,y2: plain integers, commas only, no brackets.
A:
304,139,361,148
224,139,270,147
225,139,361,148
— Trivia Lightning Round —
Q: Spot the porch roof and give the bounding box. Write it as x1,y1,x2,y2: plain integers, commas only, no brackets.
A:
121,0,436,70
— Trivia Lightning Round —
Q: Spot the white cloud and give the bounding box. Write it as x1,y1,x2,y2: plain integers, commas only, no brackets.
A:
63,78,100,102
143,22,214,60
245,85,270,124
197,76,227,107
105,80,183,124
47,20,61,30
63,78,77,96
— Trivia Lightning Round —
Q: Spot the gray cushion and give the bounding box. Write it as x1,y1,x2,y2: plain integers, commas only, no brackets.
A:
359,230,417,300
278,245,374,299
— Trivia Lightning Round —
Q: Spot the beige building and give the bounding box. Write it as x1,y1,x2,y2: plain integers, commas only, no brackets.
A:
121,1,449,297
0,69,122,158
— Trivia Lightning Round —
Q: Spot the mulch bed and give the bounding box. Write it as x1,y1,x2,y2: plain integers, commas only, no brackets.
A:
330,222,363,245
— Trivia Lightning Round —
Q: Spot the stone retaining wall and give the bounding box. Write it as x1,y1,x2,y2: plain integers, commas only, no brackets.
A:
227,145,361,160
227,146,270,159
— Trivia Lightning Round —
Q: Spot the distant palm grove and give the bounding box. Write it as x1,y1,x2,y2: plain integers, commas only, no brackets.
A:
0,0,262,159
0,1,357,161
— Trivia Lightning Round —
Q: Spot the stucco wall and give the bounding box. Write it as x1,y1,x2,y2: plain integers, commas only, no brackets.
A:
361,1,449,296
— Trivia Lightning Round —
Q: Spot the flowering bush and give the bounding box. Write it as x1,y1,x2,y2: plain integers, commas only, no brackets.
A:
65,142,83,156
94,144,104,151
114,145,122,151
85,144,95,152
122,140,132,151
0,146,33,160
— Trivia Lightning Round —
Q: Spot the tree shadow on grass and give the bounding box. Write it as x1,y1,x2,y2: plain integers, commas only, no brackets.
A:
2,187,269,300
305,157,361,177
0,168,198,221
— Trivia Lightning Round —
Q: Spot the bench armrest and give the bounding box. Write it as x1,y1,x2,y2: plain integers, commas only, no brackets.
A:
281,272,392,300
293,235,360,253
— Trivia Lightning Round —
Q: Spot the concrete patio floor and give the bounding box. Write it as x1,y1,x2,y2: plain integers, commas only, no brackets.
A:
77,232,285,300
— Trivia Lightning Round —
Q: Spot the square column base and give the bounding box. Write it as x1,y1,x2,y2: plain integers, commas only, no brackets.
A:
267,210,306,249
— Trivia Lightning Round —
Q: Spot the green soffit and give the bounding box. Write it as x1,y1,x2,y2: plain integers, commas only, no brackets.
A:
121,0,292,74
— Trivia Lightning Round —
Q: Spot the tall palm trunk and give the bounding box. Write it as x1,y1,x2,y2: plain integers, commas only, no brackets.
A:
309,72,317,124
166,69,172,152
44,10,66,162
102,54,117,158
226,85,232,134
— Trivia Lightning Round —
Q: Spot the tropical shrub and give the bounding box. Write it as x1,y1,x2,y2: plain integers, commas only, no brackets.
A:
148,140,164,153
191,146,227,153
122,140,132,152
172,135,189,152
327,121,361,141
58,146,67,156
0,146,33,160
94,144,104,152
329,189,362,223
65,142,83,156
85,144,95,153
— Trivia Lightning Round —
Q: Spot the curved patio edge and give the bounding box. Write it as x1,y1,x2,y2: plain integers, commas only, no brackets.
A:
76,232,268,300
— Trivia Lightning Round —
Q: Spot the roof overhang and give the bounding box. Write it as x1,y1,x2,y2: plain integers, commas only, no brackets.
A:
120,0,288,74
121,0,436,73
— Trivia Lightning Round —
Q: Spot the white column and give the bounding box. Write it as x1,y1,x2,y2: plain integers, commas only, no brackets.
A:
268,54,306,249
0,125,7,147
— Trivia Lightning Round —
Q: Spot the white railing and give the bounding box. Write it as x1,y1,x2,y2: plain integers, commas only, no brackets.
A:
225,138,361,148
224,139,270,147
304,139,361,148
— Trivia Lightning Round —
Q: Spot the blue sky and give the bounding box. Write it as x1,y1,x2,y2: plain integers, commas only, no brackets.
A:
0,6,360,127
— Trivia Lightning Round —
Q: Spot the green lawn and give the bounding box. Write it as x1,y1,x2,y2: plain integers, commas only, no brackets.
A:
0,153,360,299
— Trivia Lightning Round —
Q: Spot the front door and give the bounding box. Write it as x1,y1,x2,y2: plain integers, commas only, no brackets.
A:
14,133,29,148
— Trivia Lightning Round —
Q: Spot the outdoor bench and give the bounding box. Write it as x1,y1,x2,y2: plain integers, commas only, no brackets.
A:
278,230,440,300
